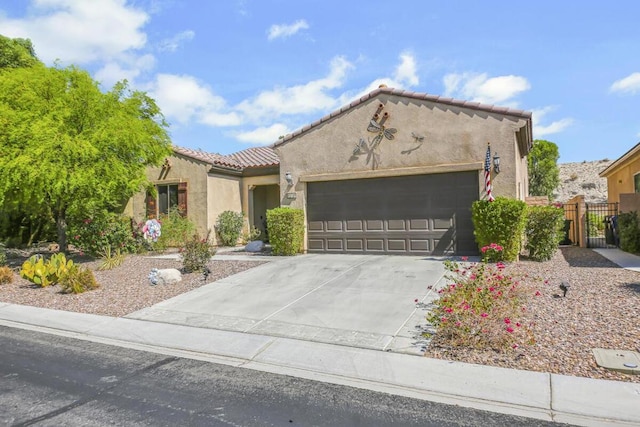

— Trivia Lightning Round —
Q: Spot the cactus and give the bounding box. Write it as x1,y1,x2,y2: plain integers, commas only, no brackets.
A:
20,253,74,287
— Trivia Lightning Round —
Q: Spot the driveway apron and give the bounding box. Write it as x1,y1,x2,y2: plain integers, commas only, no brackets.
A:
127,254,449,353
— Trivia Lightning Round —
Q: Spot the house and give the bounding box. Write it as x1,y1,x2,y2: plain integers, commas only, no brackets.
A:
599,141,640,212
125,145,280,244
126,86,533,255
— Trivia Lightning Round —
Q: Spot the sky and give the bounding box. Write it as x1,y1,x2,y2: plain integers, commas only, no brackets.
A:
1,0,639,163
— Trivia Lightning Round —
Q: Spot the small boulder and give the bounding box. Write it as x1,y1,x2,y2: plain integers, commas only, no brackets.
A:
149,268,182,286
245,240,264,253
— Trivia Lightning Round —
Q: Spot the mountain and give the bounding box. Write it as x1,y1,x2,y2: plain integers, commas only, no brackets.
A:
552,159,612,203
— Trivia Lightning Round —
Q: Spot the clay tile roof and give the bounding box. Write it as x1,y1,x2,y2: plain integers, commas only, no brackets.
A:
172,145,242,170
229,146,279,168
273,87,533,147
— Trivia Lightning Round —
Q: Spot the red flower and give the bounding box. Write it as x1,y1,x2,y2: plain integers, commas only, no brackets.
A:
506,327,514,333
535,291,541,296
504,317,511,324
480,313,488,318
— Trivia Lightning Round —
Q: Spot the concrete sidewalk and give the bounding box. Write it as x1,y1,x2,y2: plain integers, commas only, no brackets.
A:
593,248,640,272
0,303,637,427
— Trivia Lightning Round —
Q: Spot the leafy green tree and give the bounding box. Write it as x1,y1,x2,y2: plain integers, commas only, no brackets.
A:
0,64,171,251
0,35,39,69
528,139,560,200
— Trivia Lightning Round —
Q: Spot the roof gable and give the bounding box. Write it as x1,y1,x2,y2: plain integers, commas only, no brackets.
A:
599,141,640,177
273,87,533,149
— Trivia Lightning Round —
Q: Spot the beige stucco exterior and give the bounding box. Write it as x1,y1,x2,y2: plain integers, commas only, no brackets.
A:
600,143,640,204
275,93,530,214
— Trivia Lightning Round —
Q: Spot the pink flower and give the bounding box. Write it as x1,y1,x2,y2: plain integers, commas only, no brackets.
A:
480,313,488,318
476,287,483,292
455,321,461,327
444,307,453,313
516,322,522,327
441,317,448,323
512,344,519,349
506,327,514,333
504,317,511,324
461,256,468,261
535,291,541,296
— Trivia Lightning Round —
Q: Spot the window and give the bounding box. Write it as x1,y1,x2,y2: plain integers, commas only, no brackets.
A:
635,174,640,193
158,184,179,215
146,182,188,218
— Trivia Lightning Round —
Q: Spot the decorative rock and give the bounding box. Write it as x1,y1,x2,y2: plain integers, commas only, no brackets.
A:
148,268,182,286
245,240,264,253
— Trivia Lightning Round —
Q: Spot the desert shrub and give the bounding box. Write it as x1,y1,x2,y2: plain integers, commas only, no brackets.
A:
215,211,244,247
240,226,262,245
267,207,304,256
618,211,640,254
155,207,195,249
569,173,578,181
70,212,136,256
427,248,539,351
181,231,216,273
0,266,13,284
525,205,565,261
472,197,527,262
59,265,100,294
0,248,6,266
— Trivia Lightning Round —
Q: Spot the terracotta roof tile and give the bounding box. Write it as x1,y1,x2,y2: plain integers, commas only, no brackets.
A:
172,145,242,170
229,146,279,168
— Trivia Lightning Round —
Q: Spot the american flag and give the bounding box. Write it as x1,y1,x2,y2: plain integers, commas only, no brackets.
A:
484,143,494,202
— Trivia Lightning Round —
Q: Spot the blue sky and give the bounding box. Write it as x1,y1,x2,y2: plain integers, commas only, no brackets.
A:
1,0,639,163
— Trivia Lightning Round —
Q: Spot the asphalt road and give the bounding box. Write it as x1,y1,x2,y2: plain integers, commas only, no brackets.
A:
0,325,567,426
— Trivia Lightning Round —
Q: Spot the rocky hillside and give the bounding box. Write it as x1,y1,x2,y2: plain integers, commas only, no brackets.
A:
552,159,612,203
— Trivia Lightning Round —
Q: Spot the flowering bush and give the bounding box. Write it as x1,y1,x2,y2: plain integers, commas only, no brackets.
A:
480,243,504,263
427,245,539,351
180,231,216,273
70,213,137,256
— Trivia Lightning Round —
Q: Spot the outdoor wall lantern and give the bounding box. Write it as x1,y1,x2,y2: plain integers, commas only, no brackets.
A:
285,171,294,185
493,152,501,174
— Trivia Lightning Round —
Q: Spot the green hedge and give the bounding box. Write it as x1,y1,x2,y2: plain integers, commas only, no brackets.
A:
472,197,527,262
525,205,565,261
266,207,304,256
618,211,640,254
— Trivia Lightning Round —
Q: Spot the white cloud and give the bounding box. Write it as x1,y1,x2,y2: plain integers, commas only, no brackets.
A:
394,52,419,87
0,0,149,65
95,53,156,88
267,19,309,41
150,74,241,126
237,55,353,121
610,72,640,95
235,123,291,145
532,106,574,138
443,72,530,105
158,30,195,52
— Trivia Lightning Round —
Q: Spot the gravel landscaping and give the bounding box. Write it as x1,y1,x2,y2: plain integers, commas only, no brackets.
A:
425,246,640,383
1,246,638,383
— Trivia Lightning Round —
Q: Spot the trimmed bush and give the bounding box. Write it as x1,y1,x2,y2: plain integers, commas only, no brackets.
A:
472,197,527,262
525,205,565,261
618,211,640,254
267,207,304,256
215,211,244,247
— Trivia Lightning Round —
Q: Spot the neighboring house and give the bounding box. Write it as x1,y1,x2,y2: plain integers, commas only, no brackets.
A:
599,141,640,212
127,86,533,255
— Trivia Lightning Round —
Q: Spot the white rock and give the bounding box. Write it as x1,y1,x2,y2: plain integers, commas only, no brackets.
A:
245,240,265,253
155,268,182,285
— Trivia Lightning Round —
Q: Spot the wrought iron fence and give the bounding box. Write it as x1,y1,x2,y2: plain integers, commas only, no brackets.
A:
585,202,619,248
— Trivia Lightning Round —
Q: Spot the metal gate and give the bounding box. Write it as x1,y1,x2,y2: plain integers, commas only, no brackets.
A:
562,203,579,245
585,202,619,248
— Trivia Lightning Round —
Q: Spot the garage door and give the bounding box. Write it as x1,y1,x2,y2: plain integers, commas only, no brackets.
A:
307,171,478,255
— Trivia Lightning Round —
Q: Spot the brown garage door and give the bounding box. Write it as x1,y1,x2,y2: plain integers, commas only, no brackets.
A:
307,171,479,255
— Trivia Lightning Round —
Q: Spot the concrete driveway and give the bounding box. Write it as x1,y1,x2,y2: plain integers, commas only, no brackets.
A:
127,254,450,354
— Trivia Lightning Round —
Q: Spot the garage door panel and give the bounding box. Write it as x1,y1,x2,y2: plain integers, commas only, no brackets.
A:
307,171,478,255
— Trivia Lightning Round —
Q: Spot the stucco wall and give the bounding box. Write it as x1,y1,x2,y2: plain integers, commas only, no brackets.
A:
604,156,640,203
125,154,210,233
276,94,529,211
207,174,242,245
